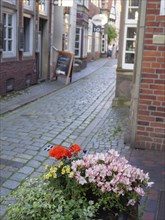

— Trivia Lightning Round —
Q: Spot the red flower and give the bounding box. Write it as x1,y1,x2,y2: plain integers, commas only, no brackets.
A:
49,144,81,160
69,144,81,154
66,149,72,158
49,146,68,160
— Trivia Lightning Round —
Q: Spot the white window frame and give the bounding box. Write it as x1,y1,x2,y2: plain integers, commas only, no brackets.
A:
95,32,100,52
126,0,139,23
122,25,137,69
101,33,105,53
84,0,89,8
23,0,34,11
3,0,16,5
2,11,16,58
88,20,92,53
76,0,83,5
39,0,48,16
122,0,139,70
91,0,100,7
74,27,82,58
160,0,165,15
23,15,33,57
83,27,88,57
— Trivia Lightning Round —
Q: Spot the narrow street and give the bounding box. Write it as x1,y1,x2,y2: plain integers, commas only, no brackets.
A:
0,59,164,220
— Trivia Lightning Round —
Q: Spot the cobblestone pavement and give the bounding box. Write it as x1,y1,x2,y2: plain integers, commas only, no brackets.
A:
0,59,164,220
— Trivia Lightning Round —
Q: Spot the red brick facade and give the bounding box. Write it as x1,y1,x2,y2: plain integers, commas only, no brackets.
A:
135,0,165,150
0,0,50,96
0,60,37,95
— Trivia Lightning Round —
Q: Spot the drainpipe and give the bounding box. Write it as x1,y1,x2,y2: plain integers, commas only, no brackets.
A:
130,0,147,147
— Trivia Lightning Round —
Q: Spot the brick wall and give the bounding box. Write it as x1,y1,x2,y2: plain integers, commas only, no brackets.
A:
0,60,37,96
135,0,165,150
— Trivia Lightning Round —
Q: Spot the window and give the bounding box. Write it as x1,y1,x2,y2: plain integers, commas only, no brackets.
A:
2,12,16,58
126,0,139,22
76,0,83,5
160,0,165,15
3,0,16,5
109,0,116,22
84,0,89,8
123,25,137,68
39,0,48,15
23,0,34,10
88,20,92,53
101,33,105,53
91,0,100,7
122,0,139,69
23,16,33,56
95,32,100,52
83,28,88,57
74,27,82,57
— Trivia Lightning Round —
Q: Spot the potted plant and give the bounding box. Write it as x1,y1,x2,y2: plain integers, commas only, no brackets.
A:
6,144,153,220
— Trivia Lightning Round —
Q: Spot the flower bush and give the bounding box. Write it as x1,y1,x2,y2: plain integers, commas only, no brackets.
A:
6,144,154,220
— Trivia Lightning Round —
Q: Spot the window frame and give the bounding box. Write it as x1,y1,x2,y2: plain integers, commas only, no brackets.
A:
39,0,48,16
23,15,33,57
76,0,83,5
83,27,88,57
2,11,16,59
122,24,137,69
74,26,82,58
3,0,16,5
23,0,34,11
160,0,165,15
125,0,139,24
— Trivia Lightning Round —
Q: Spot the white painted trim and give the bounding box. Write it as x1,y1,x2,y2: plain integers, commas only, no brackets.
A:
2,12,16,58
23,16,33,57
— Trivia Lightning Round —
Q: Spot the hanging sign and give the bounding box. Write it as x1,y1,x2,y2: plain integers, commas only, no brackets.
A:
92,14,108,26
54,0,73,7
93,25,101,33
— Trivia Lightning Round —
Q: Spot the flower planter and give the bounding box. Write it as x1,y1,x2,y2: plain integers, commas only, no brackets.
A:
95,207,138,220
95,203,138,220
6,145,153,220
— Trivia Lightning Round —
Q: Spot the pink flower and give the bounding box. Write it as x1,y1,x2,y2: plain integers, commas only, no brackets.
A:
127,199,136,206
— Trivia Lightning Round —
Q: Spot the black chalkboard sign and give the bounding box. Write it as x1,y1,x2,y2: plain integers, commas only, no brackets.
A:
54,51,74,85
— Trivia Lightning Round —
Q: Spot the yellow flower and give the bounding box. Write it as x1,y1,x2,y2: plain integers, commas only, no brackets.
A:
53,173,57,179
45,164,49,170
65,165,71,174
50,166,57,174
58,161,64,168
61,168,66,175
44,172,52,179
68,171,74,178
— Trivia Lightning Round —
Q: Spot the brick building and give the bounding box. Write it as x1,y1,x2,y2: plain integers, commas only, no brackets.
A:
0,0,50,96
130,0,165,150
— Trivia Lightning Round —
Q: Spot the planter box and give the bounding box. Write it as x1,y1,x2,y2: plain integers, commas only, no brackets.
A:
95,205,138,220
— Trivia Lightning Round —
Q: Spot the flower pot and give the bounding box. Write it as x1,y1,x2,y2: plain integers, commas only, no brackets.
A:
95,204,138,220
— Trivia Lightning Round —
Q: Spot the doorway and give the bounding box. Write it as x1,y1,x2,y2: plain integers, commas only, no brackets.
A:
38,18,48,81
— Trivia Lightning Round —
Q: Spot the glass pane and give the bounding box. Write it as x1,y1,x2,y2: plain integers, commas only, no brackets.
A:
128,8,138,20
8,40,12,51
126,40,135,51
127,27,136,38
74,49,79,56
129,0,139,6
4,40,6,51
75,42,79,48
3,14,6,25
76,28,80,34
8,28,12,38
4,27,6,38
75,35,79,41
8,15,12,26
125,53,135,64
